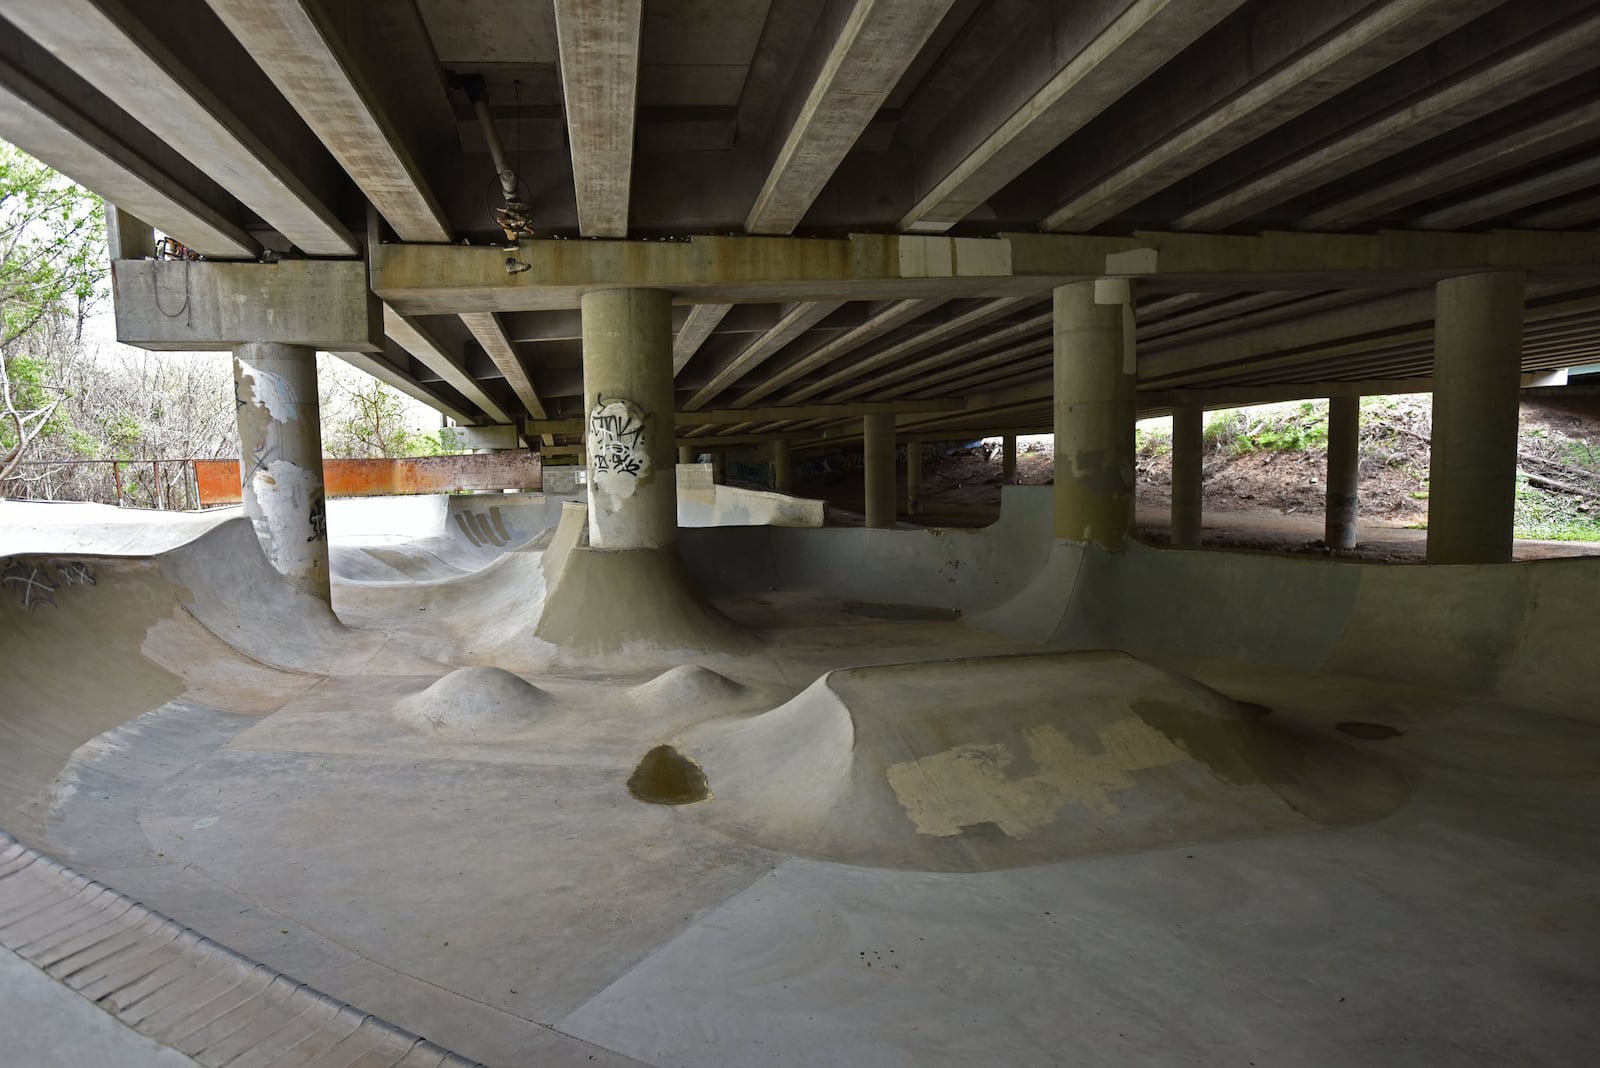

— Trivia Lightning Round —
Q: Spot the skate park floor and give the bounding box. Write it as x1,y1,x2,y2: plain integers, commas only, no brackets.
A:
2,496,1599,1066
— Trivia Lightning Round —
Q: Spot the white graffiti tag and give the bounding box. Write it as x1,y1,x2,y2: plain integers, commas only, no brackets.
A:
587,397,652,499
57,561,96,587
3,561,56,609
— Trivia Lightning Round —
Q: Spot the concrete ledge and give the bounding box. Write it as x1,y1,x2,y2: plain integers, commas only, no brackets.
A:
0,828,482,1067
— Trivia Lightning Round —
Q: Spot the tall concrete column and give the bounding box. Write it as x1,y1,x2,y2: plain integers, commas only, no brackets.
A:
581,288,676,550
1170,405,1203,547
1001,433,1017,484
1325,395,1361,550
1427,272,1524,565
232,343,329,602
1053,280,1136,548
678,445,695,465
905,438,923,516
772,437,792,493
862,413,896,530
710,451,726,485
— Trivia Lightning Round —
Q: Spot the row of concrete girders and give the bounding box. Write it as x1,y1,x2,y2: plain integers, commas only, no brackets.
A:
7,0,1600,440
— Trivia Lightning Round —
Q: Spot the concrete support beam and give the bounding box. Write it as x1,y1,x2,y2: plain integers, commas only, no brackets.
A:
748,0,959,235
795,298,1031,403
1002,433,1017,485
1170,405,1203,547
773,437,792,494
710,451,726,486
1325,395,1361,550
459,312,549,420
684,301,844,410
581,289,676,549
673,303,733,375
1175,9,1600,231
1299,95,1600,231
733,298,944,406
678,446,696,465
0,48,256,259
1427,272,1524,565
202,0,451,242
233,343,329,602
382,307,514,425
331,345,478,426
113,260,379,351
105,204,156,261
370,231,1600,316
1043,0,1496,232
554,0,642,238
0,0,355,255
1054,280,1135,548
905,437,922,516
862,412,896,530
1414,152,1600,231
904,0,1245,233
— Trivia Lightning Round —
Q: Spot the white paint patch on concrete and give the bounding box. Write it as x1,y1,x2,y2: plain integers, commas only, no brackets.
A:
250,460,321,563
885,720,1190,837
237,359,300,422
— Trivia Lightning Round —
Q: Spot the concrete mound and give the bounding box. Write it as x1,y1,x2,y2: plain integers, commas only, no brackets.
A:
630,664,747,706
673,651,1408,872
533,544,754,661
394,666,552,737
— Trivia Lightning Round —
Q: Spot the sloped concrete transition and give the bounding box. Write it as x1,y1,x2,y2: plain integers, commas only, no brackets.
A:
1,490,1598,1067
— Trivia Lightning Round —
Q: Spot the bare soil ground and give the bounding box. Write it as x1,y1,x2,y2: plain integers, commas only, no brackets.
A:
790,397,1600,562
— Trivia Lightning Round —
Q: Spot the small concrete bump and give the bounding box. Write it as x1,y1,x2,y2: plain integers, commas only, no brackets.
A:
393,666,552,738
629,664,746,706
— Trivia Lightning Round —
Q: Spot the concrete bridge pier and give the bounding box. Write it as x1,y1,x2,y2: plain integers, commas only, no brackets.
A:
581,288,676,550
863,413,896,529
905,437,923,516
1170,404,1203,548
233,342,330,602
1325,395,1361,551
772,437,792,494
1427,272,1525,565
1054,279,1136,549
1001,433,1017,485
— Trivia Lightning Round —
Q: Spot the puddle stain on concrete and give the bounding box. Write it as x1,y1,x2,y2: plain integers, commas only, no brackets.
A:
628,745,712,805
884,718,1193,837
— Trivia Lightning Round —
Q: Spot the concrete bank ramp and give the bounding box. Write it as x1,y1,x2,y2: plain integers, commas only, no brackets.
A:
670,651,1407,872
0,514,432,846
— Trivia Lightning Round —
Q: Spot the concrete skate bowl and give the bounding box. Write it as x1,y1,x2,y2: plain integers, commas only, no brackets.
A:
0,517,427,847
663,651,1409,872
328,492,567,584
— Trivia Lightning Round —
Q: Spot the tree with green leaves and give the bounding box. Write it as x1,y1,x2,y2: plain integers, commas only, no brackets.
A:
0,140,106,483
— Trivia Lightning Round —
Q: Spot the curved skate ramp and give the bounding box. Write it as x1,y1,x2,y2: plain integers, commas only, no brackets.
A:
0,514,434,845
328,493,566,584
669,651,1408,872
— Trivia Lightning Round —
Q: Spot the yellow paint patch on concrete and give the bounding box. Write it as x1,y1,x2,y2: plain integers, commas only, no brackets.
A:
885,719,1191,838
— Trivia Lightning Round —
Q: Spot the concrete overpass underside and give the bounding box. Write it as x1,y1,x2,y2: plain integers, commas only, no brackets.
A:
2,2,1600,1066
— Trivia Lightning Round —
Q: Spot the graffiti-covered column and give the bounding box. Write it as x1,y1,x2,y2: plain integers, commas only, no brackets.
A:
581,289,676,549
232,342,330,602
